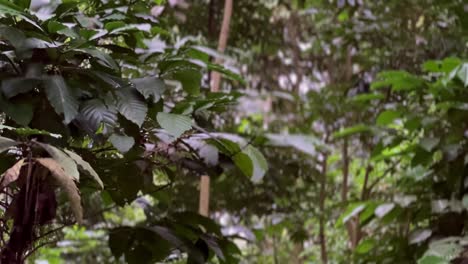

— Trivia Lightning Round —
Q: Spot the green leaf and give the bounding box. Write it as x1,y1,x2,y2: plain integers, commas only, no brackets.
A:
419,137,440,152
350,93,385,103
104,21,126,32
173,69,202,95
116,88,148,127
156,112,192,138
0,136,17,153
63,149,104,189
456,63,468,87
0,125,61,138
109,227,133,259
417,255,448,264
109,133,135,153
2,77,40,98
333,124,372,139
376,110,401,126
266,134,327,156
233,145,268,183
77,48,119,71
355,238,376,254
44,76,79,124
17,0,31,9
35,142,80,181
0,94,33,126
371,71,424,91
79,99,117,134
0,0,43,31
132,77,166,103
336,203,366,227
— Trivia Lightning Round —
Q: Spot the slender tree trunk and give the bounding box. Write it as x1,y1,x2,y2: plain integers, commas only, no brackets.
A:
210,0,233,92
198,0,233,217
319,153,328,264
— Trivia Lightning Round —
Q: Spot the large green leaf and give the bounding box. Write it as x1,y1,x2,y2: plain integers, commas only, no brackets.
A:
0,125,61,138
132,77,166,103
36,142,80,181
0,0,43,31
173,69,202,95
77,48,119,71
457,63,468,87
233,145,268,183
0,94,33,126
156,112,192,138
376,110,401,126
44,76,79,124
115,88,148,127
79,99,117,134
63,149,104,189
2,77,40,98
109,133,135,153
371,71,425,91
333,124,372,139
0,136,17,153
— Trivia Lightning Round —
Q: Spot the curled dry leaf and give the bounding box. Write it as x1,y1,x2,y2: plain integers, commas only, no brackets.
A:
35,158,83,224
0,159,25,189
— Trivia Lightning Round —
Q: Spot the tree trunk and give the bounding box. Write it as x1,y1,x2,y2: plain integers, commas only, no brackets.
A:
198,0,233,217
319,153,328,264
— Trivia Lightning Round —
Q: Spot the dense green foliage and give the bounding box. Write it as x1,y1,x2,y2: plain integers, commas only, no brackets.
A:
0,0,467,263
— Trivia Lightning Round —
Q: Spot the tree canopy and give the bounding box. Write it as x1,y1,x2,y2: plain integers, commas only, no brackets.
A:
0,0,467,263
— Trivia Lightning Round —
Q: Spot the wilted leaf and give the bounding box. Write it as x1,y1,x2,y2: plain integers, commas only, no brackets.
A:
36,158,82,223
0,158,25,189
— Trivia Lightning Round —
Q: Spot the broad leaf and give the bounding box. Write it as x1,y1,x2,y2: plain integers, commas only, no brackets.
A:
109,133,135,153
44,76,79,124
457,63,468,87
1,77,40,98
376,110,401,126
0,136,18,153
333,124,372,139
233,145,268,183
116,88,148,127
0,94,33,126
77,48,119,71
36,142,80,181
132,77,166,103
63,149,104,189
156,112,192,138
36,158,82,223
79,99,117,134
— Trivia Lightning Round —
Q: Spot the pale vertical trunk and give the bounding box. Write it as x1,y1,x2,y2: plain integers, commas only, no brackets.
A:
319,153,328,264
198,0,233,217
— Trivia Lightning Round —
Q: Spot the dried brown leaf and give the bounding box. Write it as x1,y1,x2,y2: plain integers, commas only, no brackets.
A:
36,158,83,224
0,159,25,189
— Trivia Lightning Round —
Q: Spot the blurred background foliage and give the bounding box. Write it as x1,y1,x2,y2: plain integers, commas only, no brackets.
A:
0,0,467,263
